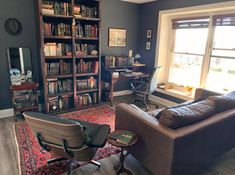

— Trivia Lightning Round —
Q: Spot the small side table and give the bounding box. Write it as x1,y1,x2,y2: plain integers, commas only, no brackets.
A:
108,130,138,175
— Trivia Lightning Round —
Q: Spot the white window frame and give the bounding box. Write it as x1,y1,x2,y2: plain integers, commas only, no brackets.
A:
155,1,235,93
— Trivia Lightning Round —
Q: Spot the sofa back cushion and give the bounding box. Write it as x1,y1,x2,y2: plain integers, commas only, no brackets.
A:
154,98,204,120
208,91,235,112
159,100,215,129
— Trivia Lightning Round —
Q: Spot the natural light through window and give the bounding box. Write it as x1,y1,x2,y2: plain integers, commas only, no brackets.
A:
169,18,209,87
167,14,235,93
207,23,235,92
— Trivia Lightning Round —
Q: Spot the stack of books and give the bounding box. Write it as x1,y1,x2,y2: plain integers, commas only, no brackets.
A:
42,2,54,15
44,23,71,36
48,96,71,111
110,131,136,145
44,43,72,56
77,76,97,90
42,1,71,16
80,5,98,18
46,61,72,76
48,79,72,94
74,5,81,18
76,61,99,74
75,43,97,56
75,23,98,38
104,56,132,68
77,92,97,106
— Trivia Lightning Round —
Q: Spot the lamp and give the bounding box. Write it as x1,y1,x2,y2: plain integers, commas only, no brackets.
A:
134,53,141,63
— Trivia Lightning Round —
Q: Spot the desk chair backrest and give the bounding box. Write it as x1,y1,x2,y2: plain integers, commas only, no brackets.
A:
148,66,162,93
24,112,92,160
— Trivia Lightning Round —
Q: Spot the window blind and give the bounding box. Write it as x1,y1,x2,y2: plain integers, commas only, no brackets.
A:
213,14,235,26
172,17,209,29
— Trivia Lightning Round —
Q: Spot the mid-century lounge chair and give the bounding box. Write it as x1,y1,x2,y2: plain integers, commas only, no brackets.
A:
23,112,110,175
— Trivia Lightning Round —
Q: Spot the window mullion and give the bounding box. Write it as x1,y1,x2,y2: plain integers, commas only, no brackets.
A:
167,28,176,83
200,16,215,88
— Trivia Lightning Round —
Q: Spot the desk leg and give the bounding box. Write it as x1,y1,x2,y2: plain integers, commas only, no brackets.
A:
109,80,114,106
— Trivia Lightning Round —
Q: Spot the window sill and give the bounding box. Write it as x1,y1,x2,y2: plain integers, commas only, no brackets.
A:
156,88,194,101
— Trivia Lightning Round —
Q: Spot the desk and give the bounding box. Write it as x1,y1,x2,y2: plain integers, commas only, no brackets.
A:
101,64,149,105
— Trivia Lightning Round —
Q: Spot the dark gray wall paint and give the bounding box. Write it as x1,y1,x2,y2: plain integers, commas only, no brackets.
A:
138,0,234,71
101,0,139,56
0,0,139,110
101,0,139,91
0,0,39,110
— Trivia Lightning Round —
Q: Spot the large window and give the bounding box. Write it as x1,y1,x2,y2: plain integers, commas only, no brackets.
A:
168,14,235,92
206,15,235,92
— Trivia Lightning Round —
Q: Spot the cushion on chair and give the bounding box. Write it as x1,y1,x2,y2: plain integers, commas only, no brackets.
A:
73,120,110,148
159,99,215,129
208,91,235,113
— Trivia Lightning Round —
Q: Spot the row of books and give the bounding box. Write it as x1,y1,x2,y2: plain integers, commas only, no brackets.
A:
77,76,97,90
46,61,72,76
77,92,98,106
44,23,71,36
42,1,71,16
48,96,72,111
75,23,98,38
74,5,98,18
44,43,72,56
48,79,72,94
76,61,99,74
75,43,97,56
104,56,133,68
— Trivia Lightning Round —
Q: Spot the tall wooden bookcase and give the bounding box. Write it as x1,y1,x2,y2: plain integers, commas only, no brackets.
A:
37,0,101,113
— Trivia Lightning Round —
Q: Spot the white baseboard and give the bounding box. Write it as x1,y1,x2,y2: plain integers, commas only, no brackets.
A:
113,90,133,97
0,108,14,119
149,94,178,107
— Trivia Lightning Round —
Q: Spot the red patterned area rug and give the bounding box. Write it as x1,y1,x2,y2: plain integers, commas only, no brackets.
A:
14,105,119,175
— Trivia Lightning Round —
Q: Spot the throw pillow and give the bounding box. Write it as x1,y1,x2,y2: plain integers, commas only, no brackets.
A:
208,90,235,112
159,99,215,129
155,98,204,120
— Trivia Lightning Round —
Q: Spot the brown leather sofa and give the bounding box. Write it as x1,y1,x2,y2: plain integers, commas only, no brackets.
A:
115,88,235,175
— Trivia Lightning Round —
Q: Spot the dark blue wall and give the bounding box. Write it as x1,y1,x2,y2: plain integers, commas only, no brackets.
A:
101,0,139,56
0,0,139,110
0,0,40,110
138,0,234,71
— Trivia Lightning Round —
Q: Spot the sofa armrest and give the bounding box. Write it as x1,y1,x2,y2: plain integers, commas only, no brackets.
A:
194,88,221,100
115,103,177,175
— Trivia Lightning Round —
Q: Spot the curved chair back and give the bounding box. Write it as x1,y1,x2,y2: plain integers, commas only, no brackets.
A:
148,66,162,93
24,112,86,150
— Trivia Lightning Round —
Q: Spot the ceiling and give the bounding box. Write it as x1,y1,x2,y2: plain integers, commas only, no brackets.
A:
121,0,156,4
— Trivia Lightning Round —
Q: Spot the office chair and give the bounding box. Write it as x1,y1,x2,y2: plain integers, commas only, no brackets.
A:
131,66,162,111
23,112,110,175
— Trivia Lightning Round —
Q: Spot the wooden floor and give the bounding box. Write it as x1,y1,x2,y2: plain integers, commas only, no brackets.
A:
0,96,235,175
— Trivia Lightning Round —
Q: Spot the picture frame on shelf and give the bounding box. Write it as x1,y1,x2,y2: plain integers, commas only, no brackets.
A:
146,42,151,50
108,28,127,47
146,29,152,39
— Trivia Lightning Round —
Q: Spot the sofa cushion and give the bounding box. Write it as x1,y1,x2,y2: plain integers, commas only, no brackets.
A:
154,99,203,120
208,91,235,112
159,99,215,129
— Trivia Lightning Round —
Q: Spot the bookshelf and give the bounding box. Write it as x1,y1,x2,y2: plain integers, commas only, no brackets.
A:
38,0,101,113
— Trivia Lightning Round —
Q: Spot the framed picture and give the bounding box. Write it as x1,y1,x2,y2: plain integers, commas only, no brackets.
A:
108,28,127,47
147,29,152,39
146,42,151,50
